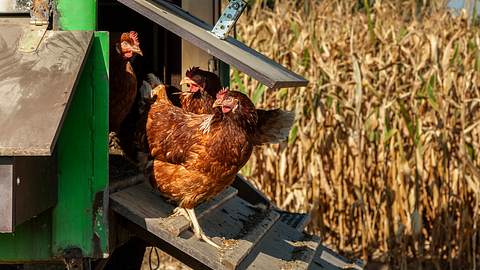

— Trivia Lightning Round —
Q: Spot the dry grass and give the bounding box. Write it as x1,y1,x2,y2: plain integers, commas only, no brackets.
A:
232,1,480,269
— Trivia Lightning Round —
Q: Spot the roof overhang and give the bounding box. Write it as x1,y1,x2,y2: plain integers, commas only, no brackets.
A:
0,18,93,156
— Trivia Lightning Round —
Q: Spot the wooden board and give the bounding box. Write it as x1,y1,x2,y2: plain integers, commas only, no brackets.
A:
238,221,320,270
111,182,280,269
163,186,238,236
309,245,365,270
117,0,308,89
278,210,311,232
0,18,93,156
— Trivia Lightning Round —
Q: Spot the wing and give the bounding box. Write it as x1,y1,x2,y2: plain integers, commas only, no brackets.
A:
252,109,295,145
146,85,210,164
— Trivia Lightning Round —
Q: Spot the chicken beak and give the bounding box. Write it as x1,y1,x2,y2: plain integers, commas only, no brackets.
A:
180,77,194,86
180,77,197,92
212,99,222,108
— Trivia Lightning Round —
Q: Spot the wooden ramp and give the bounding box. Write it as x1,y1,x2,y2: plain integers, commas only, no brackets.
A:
110,174,364,270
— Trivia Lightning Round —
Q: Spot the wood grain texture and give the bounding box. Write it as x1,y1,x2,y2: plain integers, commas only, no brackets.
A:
111,183,283,269
238,221,320,270
0,18,93,156
163,186,238,236
117,0,308,89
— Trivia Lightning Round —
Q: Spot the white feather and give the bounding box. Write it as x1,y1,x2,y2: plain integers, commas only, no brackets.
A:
200,114,214,134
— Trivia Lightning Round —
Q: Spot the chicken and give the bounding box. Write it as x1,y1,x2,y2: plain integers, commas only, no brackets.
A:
128,74,182,170
109,31,143,133
147,84,291,248
178,67,222,114
179,67,294,145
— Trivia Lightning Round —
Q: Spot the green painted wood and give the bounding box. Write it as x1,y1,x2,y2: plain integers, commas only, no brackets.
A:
0,0,108,262
219,60,230,89
0,211,52,261
52,32,109,258
92,31,110,257
0,34,108,261
57,0,96,30
50,0,109,259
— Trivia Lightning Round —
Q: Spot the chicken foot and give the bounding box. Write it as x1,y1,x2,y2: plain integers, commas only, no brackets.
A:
171,207,189,219
184,208,220,249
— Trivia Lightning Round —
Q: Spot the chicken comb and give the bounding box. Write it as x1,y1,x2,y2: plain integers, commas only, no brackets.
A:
129,31,140,46
186,66,201,78
216,87,229,99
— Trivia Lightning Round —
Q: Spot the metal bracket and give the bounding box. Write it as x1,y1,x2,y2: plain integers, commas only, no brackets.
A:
18,24,48,53
30,0,51,26
211,0,247,40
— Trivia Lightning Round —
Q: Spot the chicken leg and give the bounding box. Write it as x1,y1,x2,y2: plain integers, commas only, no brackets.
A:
169,207,220,248
184,208,220,249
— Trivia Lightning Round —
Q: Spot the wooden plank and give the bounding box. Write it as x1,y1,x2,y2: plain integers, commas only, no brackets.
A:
232,174,270,208
110,183,175,219
111,184,282,270
163,186,238,236
238,221,320,270
278,211,311,232
0,18,93,156
309,245,365,270
220,209,280,269
117,0,308,89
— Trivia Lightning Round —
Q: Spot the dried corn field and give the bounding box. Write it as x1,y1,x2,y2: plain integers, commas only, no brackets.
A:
232,1,480,269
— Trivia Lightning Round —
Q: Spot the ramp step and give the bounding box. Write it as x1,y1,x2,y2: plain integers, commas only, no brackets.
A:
163,187,238,236
309,245,365,270
111,183,279,269
238,221,320,270
278,210,311,232
218,207,280,269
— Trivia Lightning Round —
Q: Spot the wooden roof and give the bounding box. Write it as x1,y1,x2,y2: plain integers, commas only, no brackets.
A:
117,0,308,89
0,18,93,156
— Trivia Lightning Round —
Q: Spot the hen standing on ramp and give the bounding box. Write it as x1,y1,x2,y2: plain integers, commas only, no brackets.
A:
146,81,294,248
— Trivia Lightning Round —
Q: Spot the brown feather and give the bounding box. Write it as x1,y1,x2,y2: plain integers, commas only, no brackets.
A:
109,32,142,132
180,67,221,114
146,86,256,208
252,109,295,145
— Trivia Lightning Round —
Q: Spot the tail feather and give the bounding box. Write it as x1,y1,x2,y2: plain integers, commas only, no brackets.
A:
146,73,162,89
252,109,295,145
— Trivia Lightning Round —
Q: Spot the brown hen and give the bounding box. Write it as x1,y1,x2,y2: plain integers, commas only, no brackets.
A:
179,67,294,145
147,86,270,248
178,67,222,114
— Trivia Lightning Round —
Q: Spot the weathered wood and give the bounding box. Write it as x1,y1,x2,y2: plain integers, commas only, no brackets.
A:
0,18,93,156
232,174,270,208
278,211,311,232
309,245,365,270
238,221,320,270
110,183,175,219
220,208,280,270
111,183,283,270
117,0,308,89
163,186,238,236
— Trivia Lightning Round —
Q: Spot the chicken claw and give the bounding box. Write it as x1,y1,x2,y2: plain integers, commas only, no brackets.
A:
184,208,220,249
171,207,189,219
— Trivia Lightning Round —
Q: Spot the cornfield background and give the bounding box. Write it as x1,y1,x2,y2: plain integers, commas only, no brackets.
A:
231,0,480,269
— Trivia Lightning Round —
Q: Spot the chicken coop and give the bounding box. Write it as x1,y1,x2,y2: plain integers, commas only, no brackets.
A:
0,0,364,269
